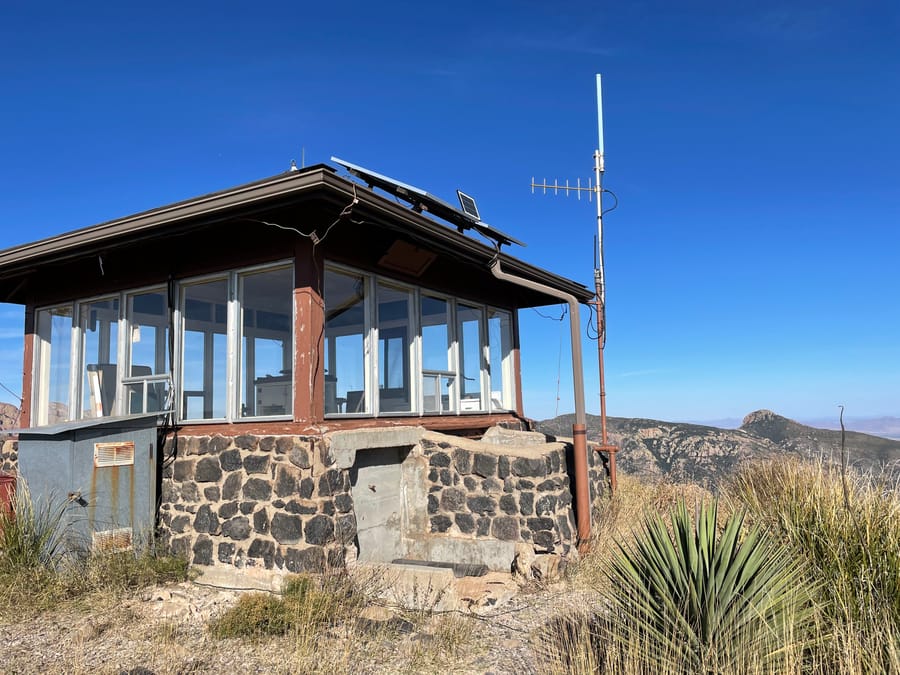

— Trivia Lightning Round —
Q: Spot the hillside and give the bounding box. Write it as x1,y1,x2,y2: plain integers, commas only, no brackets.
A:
538,409,900,485
0,401,19,430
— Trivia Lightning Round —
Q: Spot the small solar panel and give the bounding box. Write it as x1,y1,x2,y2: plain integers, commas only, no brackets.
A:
331,156,524,248
456,190,480,221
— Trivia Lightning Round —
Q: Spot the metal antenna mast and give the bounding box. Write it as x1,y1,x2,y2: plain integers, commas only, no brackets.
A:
531,74,618,493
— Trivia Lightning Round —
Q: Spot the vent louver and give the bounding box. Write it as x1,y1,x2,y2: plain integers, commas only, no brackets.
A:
94,441,135,467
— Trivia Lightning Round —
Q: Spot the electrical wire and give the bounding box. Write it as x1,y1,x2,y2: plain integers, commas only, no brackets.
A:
532,305,567,322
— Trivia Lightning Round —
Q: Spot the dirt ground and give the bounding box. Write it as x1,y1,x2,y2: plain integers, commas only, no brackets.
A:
0,576,601,674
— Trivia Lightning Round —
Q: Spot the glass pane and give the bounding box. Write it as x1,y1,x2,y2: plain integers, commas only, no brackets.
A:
488,309,513,411
182,279,227,419
377,283,412,413
324,269,367,414
458,304,484,411
421,295,450,371
126,290,170,414
241,267,293,417
81,298,119,418
36,306,73,425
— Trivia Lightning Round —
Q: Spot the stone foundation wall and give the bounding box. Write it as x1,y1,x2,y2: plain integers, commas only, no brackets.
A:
158,434,354,574
1,439,17,474
420,435,578,556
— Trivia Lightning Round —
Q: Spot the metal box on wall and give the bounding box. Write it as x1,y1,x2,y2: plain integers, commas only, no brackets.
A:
17,414,162,552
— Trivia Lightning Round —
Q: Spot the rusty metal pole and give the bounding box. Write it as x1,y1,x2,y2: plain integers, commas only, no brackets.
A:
490,260,592,545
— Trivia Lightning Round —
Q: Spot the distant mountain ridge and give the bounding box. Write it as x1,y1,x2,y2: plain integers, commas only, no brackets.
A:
538,409,900,485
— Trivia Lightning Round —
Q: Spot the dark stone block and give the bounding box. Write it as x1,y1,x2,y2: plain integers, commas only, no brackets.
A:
476,517,491,537
259,436,277,453
286,500,317,515
427,468,439,483
503,477,515,493
537,479,559,492
437,441,452,449
219,449,242,472
222,516,251,540
463,476,478,491
173,459,194,482
533,530,556,552
512,457,547,478
276,437,295,455
520,491,535,516
289,446,311,469
535,495,558,516
299,477,314,499
222,472,243,500
235,434,258,451
455,513,475,534
439,468,452,486
240,500,257,514
335,493,353,513
429,485,442,493
272,513,303,543
273,499,285,509
195,457,222,483
327,547,345,569
169,536,191,560
318,469,343,496
557,515,572,542
527,517,555,532
481,478,501,493
219,501,239,520
243,454,269,474
498,455,510,479
321,500,335,516
440,488,466,512
429,452,451,467
430,515,452,533
193,505,219,534
472,453,498,478
305,514,335,545
217,542,235,563
275,467,299,498
170,515,190,533
243,477,272,501
248,538,275,567
550,450,561,473
558,491,572,507
196,436,211,455
491,516,519,541
192,536,213,565
452,449,472,474
210,435,231,453
467,495,496,516
284,546,325,573
336,513,357,542
203,486,220,502
499,494,518,515
517,479,535,490
427,493,439,515
253,508,270,534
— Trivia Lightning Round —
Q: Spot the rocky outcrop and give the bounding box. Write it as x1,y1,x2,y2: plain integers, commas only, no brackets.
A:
0,439,16,474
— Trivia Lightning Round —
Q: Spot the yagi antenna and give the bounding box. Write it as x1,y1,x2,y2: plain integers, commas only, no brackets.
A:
530,73,618,489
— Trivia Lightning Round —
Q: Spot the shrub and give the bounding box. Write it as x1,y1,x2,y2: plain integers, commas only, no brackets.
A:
0,479,71,574
729,458,900,673
572,500,816,674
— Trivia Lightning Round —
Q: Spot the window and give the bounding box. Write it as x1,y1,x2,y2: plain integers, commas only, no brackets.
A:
124,290,170,414
181,279,228,420
80,298,120,419
377,283,413,413
323,263,516,418
34,306,74,426
240,266,293,417
31,261,293,427
323,268,368,414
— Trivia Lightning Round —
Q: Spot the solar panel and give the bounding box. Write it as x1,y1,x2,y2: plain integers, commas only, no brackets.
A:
331,156,524,248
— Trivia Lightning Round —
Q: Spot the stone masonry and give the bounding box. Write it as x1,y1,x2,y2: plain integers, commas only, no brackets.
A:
158,434,354,574
0,439,16,474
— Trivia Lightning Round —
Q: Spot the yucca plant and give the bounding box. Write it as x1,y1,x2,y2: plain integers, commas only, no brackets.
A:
605,500,815,674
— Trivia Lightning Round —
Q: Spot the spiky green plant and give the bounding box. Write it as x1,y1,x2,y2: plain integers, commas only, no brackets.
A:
605,500,815,674
0,478,71,573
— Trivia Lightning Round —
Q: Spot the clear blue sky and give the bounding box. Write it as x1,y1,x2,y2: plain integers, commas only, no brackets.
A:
0,1,897,424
